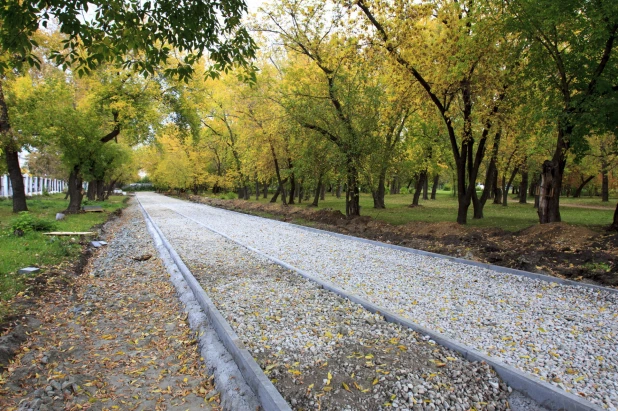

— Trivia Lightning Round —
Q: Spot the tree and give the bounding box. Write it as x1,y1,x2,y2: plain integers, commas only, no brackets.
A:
355,0,520,224
505,0,618,223
0,0,256,212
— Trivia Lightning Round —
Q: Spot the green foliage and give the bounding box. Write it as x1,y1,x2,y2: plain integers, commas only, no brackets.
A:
0,0,256,81
218,192,238,200
10,212,56,234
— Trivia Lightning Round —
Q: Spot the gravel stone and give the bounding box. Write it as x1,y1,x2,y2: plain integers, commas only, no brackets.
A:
139,192,617,410
139,193,555,410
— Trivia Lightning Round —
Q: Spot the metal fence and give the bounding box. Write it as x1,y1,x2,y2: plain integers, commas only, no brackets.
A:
0,174,66,198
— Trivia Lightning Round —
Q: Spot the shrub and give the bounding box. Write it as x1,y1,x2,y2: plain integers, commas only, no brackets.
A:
442,183,451,191
218,192,237,200
11,212,56,235
400,187,410,195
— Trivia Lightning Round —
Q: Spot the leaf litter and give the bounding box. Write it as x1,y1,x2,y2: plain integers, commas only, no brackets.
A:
0,205,219,411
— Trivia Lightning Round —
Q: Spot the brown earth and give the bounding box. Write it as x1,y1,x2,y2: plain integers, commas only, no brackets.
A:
0,204,219,411
184,195,618,288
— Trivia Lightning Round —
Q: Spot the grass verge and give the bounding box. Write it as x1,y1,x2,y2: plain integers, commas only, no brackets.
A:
0,194,127,321
209,190,616,232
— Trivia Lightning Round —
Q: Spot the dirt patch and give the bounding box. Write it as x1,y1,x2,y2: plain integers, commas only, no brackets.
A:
0,206,124,370
0,203,218,411
185,194,618,288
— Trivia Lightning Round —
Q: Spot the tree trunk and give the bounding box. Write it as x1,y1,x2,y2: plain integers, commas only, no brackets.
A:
493,171,502,205
256,180,260,200
288,172,295,205
610,203,618,231
601,161,609,202
573,175,595,198
87,181,96,201
372,169,387,209
538,160,565,223
519,171,529,204
430,174,439,200
96,179,106,201
533,175,540,209
336,182,341,198
411,171,426,206
475,160,497,219
474,130,501,219
105,179,118,200
502,167,519,206
270,185,281,203
312,174,323,207
345,163,360,217
320,181,326,200
263,181,268,198
0,81,28,212
422,175,429,200
66,166,83,213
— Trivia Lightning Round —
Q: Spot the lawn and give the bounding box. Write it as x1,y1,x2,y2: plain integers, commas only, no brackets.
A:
0,194,127,315
210,190,616,232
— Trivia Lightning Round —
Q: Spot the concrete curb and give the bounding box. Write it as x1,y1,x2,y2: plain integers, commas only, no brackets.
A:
195,199,618,295
169,207,603,411
138,203,260,410
137,199,292,411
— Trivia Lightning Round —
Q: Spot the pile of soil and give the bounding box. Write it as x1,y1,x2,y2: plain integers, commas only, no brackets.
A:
186,195,618,288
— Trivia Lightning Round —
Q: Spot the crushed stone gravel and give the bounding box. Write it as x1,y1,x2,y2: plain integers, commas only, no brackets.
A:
138,192,618,410
140,194,553,411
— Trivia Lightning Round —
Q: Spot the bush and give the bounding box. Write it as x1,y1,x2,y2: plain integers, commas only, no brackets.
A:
442,183,451,191
11,212,57,235
218,192,237,200
400,187,410,195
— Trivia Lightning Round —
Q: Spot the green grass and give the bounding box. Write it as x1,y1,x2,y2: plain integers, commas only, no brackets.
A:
0,194,126,316
209,190,616,232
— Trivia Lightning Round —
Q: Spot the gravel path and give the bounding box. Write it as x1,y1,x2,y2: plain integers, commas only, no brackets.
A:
138,192,618,410
142,202,522,411
1,203,224,411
